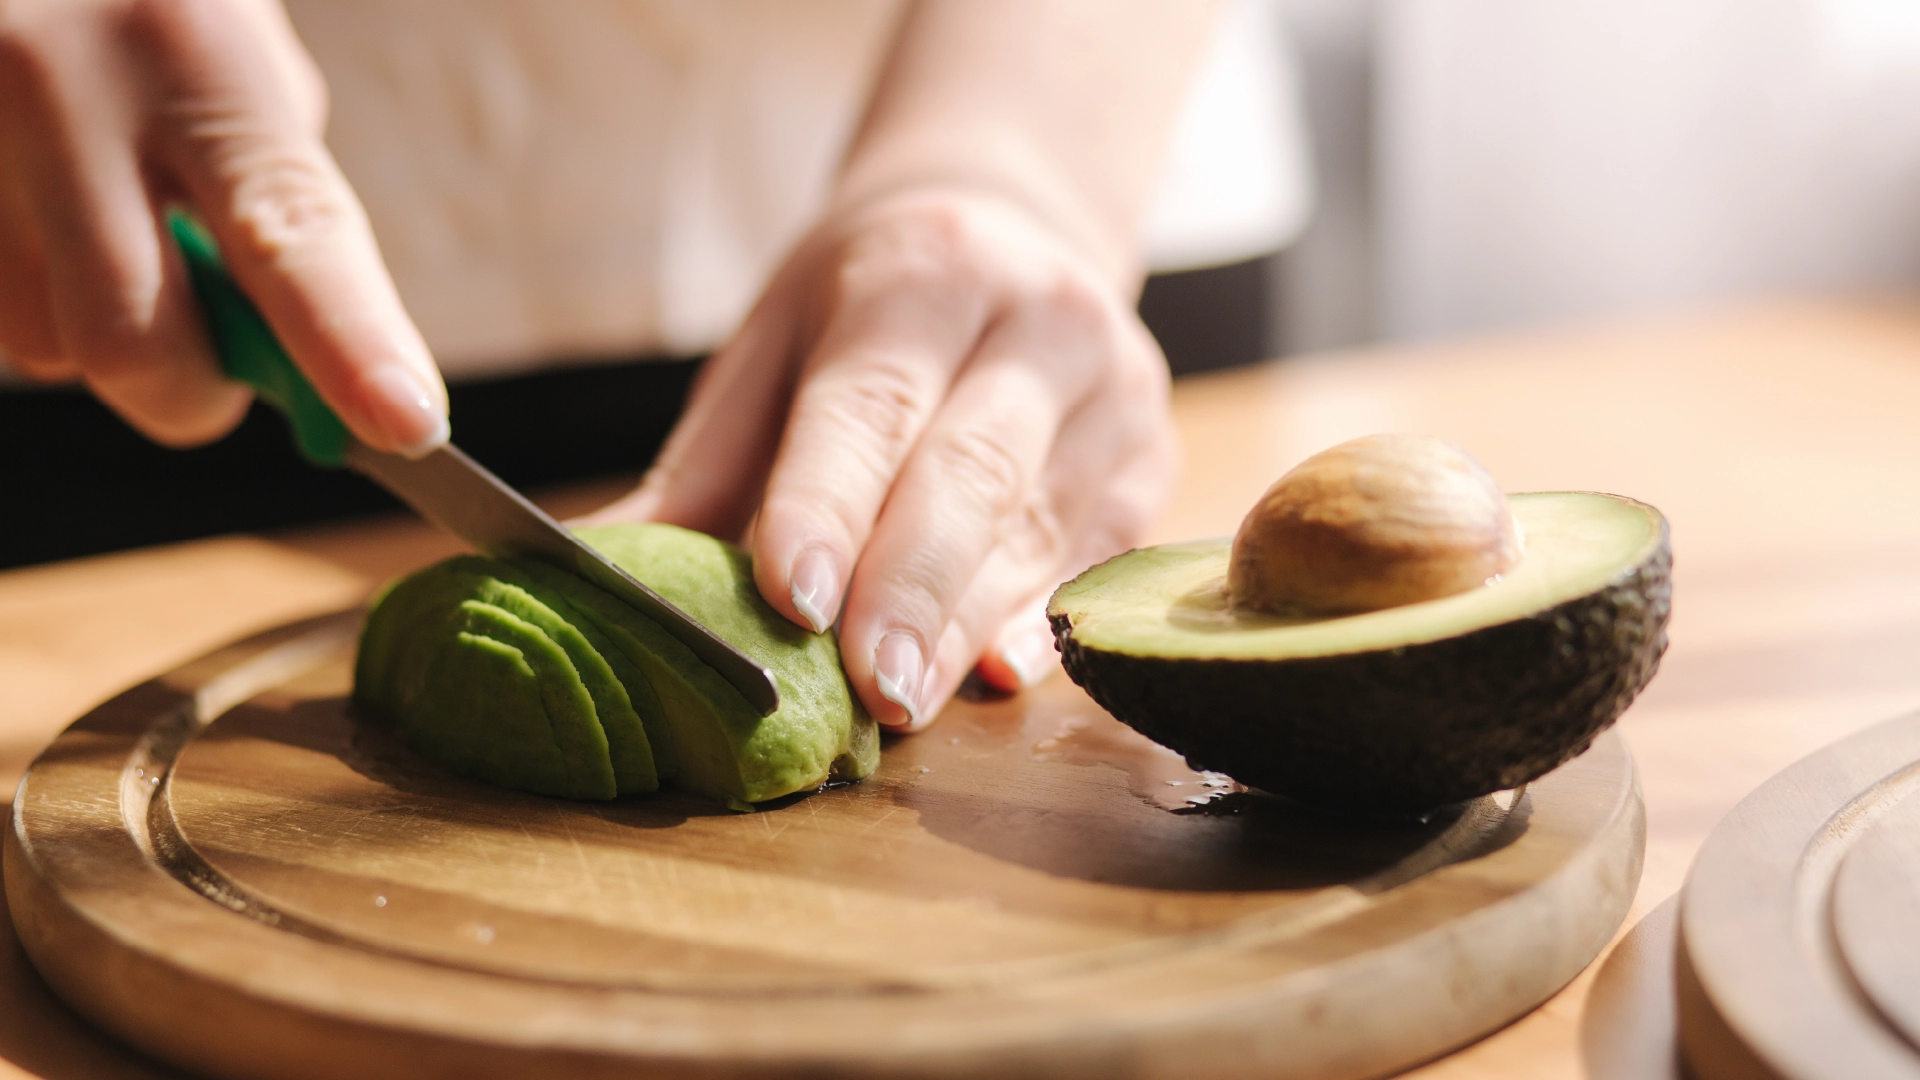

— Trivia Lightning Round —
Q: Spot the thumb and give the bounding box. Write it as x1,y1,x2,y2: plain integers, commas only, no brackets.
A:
140,0,447,456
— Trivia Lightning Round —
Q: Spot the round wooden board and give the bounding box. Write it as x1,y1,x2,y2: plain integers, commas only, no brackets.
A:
7,612,1644,1080
1679,709,1920,1080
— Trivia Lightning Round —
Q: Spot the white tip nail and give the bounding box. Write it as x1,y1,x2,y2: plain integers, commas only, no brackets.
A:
791,582,831,634
876,670,923,728
392,408,450,460
788,547,839,633
364,365,449,459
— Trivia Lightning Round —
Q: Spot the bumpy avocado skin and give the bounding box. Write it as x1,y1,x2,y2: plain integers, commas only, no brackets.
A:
1051,530,1670,814
354,523,877,805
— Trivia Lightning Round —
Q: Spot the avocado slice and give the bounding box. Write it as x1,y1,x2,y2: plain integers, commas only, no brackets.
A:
574,525,879,799
1048,492,1670,813
354,568,627,800
353,523,879,805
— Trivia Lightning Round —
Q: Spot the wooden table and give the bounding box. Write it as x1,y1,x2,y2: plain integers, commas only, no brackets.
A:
7,300,1920,1078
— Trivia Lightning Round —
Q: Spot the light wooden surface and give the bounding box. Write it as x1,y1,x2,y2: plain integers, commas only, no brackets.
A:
7,612,1640,1079
4,299,1920,1076
1677,708,1920,1079
1833,772,1920,1052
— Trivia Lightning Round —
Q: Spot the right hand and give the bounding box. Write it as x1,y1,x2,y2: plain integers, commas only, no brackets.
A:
0,0,446,454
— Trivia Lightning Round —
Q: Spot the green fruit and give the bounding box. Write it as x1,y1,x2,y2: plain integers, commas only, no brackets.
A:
1048,492,1670,814
354,523,878,804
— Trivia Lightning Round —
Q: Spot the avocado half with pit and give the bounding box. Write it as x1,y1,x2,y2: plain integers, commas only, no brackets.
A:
1048,490,1670,813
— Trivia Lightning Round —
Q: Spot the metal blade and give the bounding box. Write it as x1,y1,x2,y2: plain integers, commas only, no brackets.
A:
344,440,780,716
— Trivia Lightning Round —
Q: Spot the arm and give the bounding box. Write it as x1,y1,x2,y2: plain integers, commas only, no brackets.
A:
837,0,1221,288
592,0,1222,727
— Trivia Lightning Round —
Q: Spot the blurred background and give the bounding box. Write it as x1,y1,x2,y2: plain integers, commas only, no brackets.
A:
11,0,1920,564
1154,0,1920,368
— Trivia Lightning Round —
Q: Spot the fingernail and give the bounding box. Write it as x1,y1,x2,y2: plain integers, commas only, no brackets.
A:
363,365,449,459
789,547,838,634
1001,623,1059,689
873,632,925,728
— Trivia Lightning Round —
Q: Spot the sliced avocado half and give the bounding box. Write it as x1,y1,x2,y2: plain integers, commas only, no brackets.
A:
354,523,879,806
1048,492,1670,813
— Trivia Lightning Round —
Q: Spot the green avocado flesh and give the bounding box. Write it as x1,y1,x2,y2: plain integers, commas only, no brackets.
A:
1048,492,1670,813
354,523,878,805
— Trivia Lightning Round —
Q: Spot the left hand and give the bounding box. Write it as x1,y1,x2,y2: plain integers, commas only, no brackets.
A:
585,185,1179,729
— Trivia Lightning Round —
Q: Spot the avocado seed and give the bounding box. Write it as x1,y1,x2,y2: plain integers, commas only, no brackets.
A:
1228,434,1521,616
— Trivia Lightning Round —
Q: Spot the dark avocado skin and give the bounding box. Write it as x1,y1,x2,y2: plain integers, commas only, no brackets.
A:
1051,526,1670,815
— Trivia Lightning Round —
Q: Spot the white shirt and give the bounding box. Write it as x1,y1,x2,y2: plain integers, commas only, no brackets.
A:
286,0,1309,379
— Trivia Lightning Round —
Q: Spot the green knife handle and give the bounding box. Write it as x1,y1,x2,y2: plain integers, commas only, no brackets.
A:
167,209,349,467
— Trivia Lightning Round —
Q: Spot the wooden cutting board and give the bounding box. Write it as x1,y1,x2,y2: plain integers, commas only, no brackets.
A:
1679,709,1920,1080
6,611,1644,1080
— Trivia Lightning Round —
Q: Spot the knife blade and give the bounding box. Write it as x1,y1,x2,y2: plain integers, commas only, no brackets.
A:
168,210,780,716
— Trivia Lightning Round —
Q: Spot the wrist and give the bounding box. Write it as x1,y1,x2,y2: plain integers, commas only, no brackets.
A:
828,133,1145,295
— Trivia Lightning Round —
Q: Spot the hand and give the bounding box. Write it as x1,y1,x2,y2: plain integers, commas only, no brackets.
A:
586,188,1180,729
0,0,445,453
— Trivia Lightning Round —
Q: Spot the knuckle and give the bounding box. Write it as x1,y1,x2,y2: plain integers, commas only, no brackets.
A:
220,149,349,262
878,544,959,627
1120,345,1171,403
934,426,1027,519
835,204,987,302
811,362,932,466
883,198,976,258
1030,268,1112,333
1096,322,1171,404
1003,496,1069,568
1021,270,1121,363
1000,270,1137,395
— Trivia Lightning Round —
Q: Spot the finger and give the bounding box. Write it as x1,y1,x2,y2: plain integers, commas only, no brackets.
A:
3,15,247,443
923,372,1178,711
835,276,1155,726
834,322,1100,726
578,282,805,539
972,597,1059,695
748,219,1021,635
908,471,1131,727
972,418,1180,694
0,174,71,380
134,0,447,456
919,573,1055,732
923,316,1175,709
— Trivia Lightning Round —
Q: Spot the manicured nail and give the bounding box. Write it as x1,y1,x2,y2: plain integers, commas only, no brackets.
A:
364,365,449,459
789,547,838,634
1000,622,1059,689
873,632,925,727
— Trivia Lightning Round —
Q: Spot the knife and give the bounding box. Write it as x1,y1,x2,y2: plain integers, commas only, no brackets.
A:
167,210,780,716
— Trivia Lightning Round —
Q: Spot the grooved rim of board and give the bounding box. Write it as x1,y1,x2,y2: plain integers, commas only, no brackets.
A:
1679,709,1920,1080
6,613,1646,1080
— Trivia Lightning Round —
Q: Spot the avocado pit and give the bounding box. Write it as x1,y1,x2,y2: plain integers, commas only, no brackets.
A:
1229,434,1522,616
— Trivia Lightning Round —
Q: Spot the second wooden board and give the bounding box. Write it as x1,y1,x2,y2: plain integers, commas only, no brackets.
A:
8,612,1644,1079
1680,709,1920,1080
